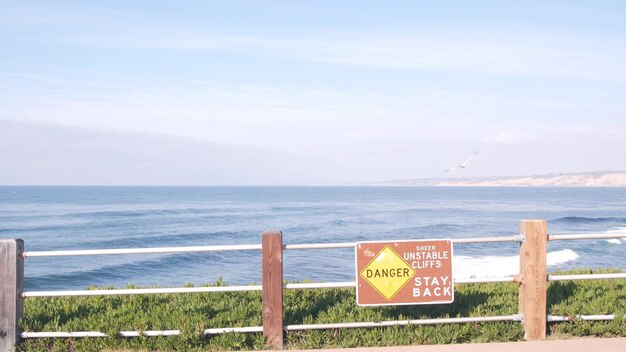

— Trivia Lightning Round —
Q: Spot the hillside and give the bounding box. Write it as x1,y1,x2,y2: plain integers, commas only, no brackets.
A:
368,171,626,187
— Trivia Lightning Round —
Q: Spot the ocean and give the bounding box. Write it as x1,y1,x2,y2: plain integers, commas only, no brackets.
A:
1,186,625,291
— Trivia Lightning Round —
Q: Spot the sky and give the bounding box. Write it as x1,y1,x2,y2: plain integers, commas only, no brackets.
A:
1,0,626,185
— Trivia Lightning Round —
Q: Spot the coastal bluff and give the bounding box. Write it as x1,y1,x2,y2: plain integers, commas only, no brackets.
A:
365,171,626,187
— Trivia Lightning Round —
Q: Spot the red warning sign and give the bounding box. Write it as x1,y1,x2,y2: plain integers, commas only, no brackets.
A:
356,240,454,306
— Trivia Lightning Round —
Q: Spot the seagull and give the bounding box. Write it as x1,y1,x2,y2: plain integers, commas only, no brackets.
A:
444,150,478,172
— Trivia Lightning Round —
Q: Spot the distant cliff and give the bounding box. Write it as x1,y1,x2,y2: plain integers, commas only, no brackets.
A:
367,171,626,187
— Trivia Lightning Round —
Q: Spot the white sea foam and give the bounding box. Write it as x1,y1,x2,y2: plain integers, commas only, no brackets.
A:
453,249,579,278
604,227,626,243
547,249,579,266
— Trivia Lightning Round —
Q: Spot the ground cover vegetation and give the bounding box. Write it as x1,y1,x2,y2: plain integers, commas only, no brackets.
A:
18,269,625,351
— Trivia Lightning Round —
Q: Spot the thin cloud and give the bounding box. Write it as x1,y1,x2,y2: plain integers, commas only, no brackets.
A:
310,33,626,80
483,131,539,145
3,6,626,81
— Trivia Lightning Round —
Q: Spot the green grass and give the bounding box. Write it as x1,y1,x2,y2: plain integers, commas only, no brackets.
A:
18,269,626,351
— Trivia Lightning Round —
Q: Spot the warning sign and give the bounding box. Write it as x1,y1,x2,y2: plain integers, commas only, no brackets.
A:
361,245,415,300
356,240,454,306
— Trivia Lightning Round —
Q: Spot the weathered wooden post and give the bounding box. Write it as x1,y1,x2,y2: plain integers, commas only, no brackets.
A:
518,220,547,340
1,239,24,352
262,231,284,349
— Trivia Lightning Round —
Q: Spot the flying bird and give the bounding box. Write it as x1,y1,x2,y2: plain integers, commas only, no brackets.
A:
444,150,479,172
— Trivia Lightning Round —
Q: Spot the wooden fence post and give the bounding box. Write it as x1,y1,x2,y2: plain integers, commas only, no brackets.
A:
262,231,284,349
519,220,547,340
1,239,24,352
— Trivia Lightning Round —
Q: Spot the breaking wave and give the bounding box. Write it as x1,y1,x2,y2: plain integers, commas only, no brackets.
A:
454,249,579,278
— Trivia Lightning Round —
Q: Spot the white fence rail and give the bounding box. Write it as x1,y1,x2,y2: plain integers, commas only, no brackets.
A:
21,314,524,339
548,273,626,282
22,244,262,257
22,276,523,298
548,233,626,241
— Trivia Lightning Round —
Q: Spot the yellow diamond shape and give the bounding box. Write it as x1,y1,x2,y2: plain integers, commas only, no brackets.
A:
360,245,415,300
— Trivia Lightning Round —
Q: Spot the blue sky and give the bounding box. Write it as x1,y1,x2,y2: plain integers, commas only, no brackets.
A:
1,1,625,184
